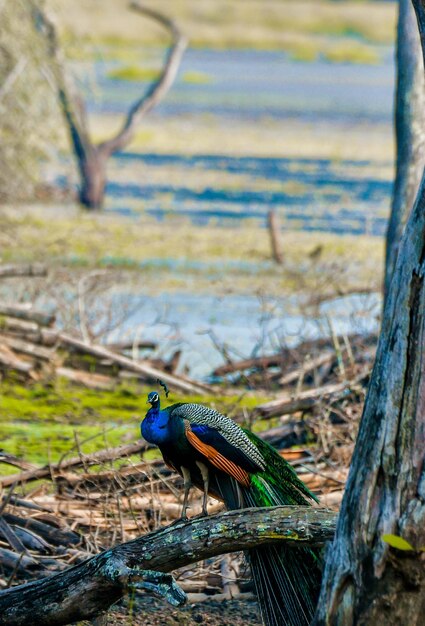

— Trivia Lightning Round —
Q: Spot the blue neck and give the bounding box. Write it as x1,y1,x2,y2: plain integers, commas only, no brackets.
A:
141,405,177,445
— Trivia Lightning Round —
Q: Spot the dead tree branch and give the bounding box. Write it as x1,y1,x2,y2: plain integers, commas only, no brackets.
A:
0,506,336,626
100,2,188,155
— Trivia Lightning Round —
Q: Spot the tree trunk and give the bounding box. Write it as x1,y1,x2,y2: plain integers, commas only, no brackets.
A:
79,147,107,209
313,4,425,621
384,0,425,302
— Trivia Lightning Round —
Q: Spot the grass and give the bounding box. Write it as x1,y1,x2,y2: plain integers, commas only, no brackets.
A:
0,203,384,295
89,113,394,162
57,0,396,57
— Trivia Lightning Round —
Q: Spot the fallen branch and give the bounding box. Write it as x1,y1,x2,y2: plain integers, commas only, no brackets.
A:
213,354,287,376
278,351,337,386
213,333,377,378
0,506,336,626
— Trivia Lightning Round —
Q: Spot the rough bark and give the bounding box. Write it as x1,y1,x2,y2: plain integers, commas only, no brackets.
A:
0,506,336,626
385,0,425,302
314,5,425,622
33,2,187,209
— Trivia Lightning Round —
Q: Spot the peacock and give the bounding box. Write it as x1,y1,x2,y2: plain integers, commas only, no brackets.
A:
140,390,322,626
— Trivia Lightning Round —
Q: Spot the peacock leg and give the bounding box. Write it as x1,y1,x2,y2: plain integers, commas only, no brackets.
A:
180,466,192,520
195,461,210,517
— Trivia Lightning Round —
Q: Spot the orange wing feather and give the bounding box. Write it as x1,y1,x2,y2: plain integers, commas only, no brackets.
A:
185,422,250,487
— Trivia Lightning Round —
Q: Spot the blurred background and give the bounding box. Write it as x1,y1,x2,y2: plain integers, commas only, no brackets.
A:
0,0,395,377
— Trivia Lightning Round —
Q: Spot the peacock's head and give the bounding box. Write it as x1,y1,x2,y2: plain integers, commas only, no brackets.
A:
147,391,160,407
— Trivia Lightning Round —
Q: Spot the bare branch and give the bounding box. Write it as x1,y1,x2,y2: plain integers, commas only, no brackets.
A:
99,2,188,156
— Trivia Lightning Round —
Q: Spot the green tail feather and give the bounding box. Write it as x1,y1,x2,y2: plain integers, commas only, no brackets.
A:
241,431,322,626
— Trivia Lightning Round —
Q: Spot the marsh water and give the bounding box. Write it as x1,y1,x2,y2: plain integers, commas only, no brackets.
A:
97,290,379,379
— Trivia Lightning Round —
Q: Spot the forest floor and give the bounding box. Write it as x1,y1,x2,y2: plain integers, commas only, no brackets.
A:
100,596,262,626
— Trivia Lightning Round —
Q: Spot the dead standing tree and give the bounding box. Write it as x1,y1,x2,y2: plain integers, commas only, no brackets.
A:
313,3,425,623
33,1,187,210
384,0,425,302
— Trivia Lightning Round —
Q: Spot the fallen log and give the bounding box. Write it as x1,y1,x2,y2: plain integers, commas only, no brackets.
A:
0,346,35,376
0,506,336,626
0,453,38,472
0,319,209,394
260,421,310,448
213,354,287,376
38,330,210,395
0,264,47,279
1,513,80,548
0,440,152,488
0,335,55,361
0,304,55,327
56,367,115,390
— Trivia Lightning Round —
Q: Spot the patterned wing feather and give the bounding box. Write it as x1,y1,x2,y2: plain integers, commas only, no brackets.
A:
169,403,265,472
185,424,251,486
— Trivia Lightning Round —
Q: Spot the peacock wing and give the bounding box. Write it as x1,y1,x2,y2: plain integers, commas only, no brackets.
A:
169,403,265,483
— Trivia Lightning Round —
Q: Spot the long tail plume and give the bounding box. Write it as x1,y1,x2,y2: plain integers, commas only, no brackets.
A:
241,433,322,626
